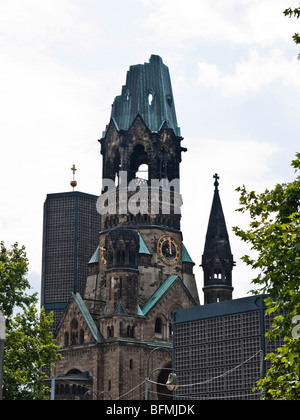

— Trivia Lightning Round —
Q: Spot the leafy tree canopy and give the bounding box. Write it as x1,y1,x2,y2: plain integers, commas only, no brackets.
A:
284,5,300,59
0,242,61,400
233,153,300,399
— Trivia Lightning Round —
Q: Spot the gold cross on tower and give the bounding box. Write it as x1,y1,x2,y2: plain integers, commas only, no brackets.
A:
70,164,78,191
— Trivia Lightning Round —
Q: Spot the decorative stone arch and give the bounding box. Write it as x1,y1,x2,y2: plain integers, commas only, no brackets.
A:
129,144,149,183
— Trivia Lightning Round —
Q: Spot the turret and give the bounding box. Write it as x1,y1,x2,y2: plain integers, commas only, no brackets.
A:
201,174,235,304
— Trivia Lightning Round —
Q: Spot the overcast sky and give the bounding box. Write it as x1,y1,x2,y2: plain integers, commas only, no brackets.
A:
0,0,299,303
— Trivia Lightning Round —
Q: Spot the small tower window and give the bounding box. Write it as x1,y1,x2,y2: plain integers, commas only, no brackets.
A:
107,325,114,338
136,164,149,181
64,331,69,347
79,329,84,344
148,93,154,106
129,144,148,183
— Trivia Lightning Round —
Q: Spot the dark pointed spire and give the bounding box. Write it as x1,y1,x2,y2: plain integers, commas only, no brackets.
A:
202,174,235,304
204,174,232,259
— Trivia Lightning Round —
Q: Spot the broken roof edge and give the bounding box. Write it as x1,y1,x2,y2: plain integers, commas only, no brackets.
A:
102,112,181,140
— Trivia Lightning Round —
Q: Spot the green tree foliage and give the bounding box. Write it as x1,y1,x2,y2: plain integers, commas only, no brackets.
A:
284,5,300,59
233,153,300,399
0,242,36,320
0,242,61,400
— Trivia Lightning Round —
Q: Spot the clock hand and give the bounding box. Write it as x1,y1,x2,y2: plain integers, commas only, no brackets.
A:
168,238,172,255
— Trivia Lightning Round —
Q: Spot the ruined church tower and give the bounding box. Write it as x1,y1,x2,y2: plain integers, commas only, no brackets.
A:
53,56,199,400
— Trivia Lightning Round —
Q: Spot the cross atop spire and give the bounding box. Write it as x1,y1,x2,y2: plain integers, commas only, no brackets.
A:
70,164,77,191
213,173,219,190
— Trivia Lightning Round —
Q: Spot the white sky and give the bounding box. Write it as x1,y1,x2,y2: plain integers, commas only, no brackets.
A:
0,0,299,302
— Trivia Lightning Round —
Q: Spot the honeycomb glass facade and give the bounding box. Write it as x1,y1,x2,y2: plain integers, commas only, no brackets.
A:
173,295,281,400
41,192,101,331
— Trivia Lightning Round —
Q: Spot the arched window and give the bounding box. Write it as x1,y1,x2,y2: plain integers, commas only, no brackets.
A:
148,93,154,106
136,164,149,181
71,319,78,345
107,325,114,338
116,236,126,266
127,325,135,337
64,331,69,347
129,144,148,182
155,317,162,334
112,151,121,187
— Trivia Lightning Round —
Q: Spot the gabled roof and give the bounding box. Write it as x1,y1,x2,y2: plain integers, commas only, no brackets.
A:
72,293,104,344
141,275,179,316
114,299,127,315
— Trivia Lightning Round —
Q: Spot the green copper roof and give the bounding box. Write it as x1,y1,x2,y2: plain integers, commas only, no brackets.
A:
109,55,180,136
137,232,152,255
88,245,99,264
181,243,194,264
137,305,144,316
141,275,179,316
88,232,151,265
72,293,104,344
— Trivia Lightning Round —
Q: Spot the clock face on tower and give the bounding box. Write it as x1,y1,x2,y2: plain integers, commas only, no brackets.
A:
157,235,181,266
